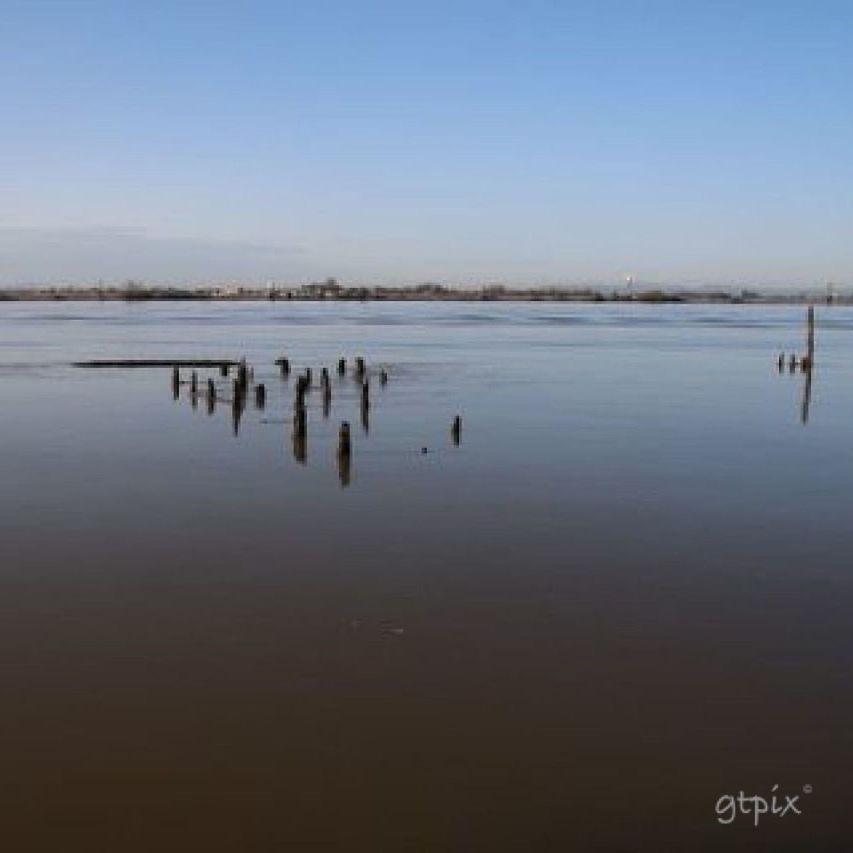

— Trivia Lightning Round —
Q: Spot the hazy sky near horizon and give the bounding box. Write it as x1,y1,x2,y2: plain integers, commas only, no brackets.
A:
1,0,852,286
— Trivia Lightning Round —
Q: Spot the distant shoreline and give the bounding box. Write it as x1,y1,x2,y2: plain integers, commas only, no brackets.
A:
0,284,842,305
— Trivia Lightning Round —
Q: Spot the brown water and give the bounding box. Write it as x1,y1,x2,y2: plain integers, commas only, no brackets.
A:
1,301,851,851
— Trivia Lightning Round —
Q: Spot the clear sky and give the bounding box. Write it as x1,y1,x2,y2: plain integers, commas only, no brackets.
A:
1,0,851,286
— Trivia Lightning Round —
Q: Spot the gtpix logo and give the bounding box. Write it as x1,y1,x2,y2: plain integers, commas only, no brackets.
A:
716,784,812,827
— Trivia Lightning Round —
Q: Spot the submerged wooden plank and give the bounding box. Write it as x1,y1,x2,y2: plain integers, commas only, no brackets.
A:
73,359,239,368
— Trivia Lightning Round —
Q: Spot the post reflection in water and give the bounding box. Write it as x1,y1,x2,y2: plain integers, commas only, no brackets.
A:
337,449,351,487
232,391,245,436
801,364,813,425
292,429,307,464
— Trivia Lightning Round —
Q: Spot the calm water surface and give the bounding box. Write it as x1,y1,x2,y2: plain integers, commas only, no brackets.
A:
1,301,852,851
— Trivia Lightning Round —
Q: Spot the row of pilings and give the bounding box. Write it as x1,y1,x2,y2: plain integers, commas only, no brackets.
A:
171,354,462,480
775,306,815,425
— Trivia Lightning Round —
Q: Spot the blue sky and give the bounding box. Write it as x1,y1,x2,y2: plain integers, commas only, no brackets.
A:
1,0,851,286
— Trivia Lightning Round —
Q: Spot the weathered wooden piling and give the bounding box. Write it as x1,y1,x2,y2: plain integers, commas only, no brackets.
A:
355,357,365,378
777,353,785,371
337,357,346,376
305,367,312,386
322,379,331,416
276,357,290,377
171,366,180,399
807,305,815,363
237,360,249,392
207,378,216,400
220,364,229,377
380,369,388,386
190,371,198,394
359,381,370,433
321,367,329,387
788,354,798,372
451,414,462,444
255,383,266,409
338,421,351,456
295,374,308,408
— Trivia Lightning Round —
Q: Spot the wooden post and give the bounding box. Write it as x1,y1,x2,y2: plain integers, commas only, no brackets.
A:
805,305,815,369
355,357,365,378
171,366,180,399
220,364,229,378
338,421,351,456
380,369,388,386
237,360,248,392
295,374,308,408
305,367,312,386
451,414,461,445
190,370,198,394
207,378,216,400
255,383,266,409
232,380,245,436
807,305,815,355
360,381,370,433
276,357,290,377
337,357,346,376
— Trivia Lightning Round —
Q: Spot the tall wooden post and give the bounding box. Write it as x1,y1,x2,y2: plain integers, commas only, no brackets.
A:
807,305,815,364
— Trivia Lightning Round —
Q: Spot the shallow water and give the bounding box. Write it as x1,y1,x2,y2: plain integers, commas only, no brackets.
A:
1,301,851,851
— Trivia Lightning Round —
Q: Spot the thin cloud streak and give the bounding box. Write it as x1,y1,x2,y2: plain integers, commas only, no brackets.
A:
0,226,307,286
